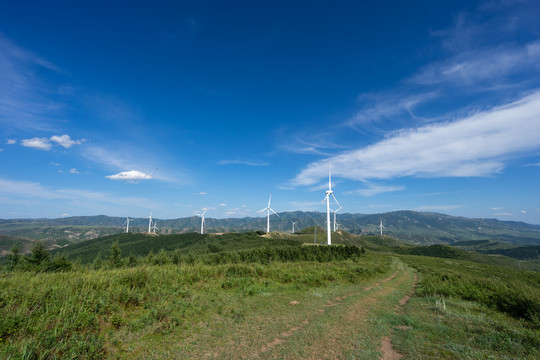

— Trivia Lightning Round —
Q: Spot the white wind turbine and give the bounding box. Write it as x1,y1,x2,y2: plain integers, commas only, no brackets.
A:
196,208,208,234
146,211,153,234
257,195,279,233
123,217,132,233
152,220,159,234
322,165,341,245
331,207,342,232
379,218,385,236
292,221,298,234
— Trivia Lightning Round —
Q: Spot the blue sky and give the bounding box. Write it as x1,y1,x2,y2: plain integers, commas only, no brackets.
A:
1,0,539,224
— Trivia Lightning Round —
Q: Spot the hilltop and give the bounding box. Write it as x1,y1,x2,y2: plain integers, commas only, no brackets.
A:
1,211,539,253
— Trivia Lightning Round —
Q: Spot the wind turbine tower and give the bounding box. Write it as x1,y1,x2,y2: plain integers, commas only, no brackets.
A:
331,207,342,232
152,220,159,234
257,195,279,233
147,211,153,234
197,208,208,234
123,217,132,233
379,219,385,236
322,166,341,245
292,221,297,234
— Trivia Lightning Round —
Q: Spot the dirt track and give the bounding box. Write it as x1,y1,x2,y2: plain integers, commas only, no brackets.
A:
250,264,417,359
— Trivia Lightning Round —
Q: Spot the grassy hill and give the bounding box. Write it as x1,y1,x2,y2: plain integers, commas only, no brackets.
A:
1,231,539,359
2,210,540,247
50,231,304,264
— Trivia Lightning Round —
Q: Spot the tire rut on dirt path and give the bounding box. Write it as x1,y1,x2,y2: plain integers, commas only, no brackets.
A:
380,272,418,360
254,265,414,359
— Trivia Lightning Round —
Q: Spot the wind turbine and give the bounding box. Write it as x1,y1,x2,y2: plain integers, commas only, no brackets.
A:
123,217,132,233
379,218,385,236
257,194,279,233
152,220,159,234
196,208,208,234
322,165,341,245
292,221,298,234
146,211,153,234
331,207,342,232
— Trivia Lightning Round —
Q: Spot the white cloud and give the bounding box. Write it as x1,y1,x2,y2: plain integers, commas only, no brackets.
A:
413,205,463,211
411,41,540,86
7,139,16,144
345,184,405,197
288,201,323,211
218,160,269,166
69,168,80,174
521,210,527,214
490,207,503,210
19,134,84,151
0,35,63,132
218,203,227,207
21,137,52,150
106,170,152,181
50,134,84,148
193,192,208,196
50,162,60,166
0,178,63,200
494,212,512,216
0,148,3,152
293,91,540,186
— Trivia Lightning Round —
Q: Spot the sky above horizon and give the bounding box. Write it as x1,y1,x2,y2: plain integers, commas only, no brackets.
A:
1,0,540,224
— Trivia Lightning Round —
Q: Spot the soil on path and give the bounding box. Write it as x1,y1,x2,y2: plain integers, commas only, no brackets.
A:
380,273,418,360
251,265,416,359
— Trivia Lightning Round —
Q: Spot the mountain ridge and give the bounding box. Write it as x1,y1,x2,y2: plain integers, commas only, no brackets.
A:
1,210,539,246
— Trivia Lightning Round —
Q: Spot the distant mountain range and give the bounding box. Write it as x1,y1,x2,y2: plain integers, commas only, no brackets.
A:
1,211,540,249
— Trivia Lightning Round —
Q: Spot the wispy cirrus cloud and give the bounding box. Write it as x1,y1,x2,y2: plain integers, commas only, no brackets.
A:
0,34,64,132
345,184,405,197
82,144,189,184
410,41,540,87
218,159,269,166
293,91,540,186
413,205,463,211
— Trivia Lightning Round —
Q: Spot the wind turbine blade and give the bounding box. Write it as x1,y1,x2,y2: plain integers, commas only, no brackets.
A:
257,207,268,213
268,194,272,207
321,194,329,204
331,193,341,209
269,208,279,216
329,164,332,191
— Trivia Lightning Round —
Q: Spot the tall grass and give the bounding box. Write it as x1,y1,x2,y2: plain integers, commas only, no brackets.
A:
399,255,540,326
0,254,391,359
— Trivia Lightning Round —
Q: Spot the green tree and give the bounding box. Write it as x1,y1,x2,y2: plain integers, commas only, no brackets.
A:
93,251,103,270
7,243,21,270
27,241,50,269
108,241,122,268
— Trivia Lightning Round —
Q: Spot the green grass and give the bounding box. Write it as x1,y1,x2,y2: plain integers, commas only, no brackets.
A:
390,254,540,359
49,232,304,264
0,254,391,359
2,231,540,359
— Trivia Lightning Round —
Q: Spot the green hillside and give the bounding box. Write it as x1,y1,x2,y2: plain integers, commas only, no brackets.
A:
1,232,539,359
50,231,303,264
2,210,540,246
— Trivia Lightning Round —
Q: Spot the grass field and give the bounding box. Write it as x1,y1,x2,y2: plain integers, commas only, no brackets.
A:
1,233,539,359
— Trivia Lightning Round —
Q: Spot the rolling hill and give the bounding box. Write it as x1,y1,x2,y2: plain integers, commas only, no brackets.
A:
1,210,539,249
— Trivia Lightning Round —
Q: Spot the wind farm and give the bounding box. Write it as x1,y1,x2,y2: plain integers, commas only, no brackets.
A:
2,1,540,359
